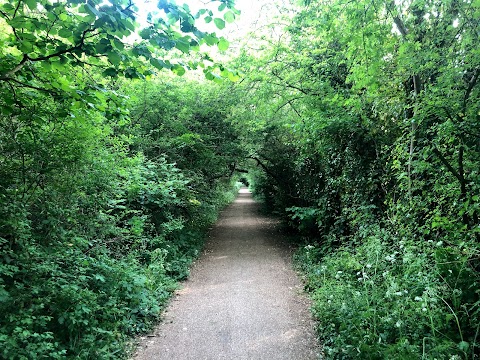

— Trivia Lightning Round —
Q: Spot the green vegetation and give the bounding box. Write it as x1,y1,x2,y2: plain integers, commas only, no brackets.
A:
1,0,479,358
0,0,243,358
235,0,480,358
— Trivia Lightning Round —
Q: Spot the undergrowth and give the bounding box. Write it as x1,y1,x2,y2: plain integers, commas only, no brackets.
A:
0,75,244,359
294,223,480,359
0,175,240,359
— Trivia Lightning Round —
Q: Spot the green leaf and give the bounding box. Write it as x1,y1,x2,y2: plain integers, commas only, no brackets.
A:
19,41,33,53
172,64,185,76
205,71,215,80
47,12,56,22
113,39,125,51
217,38,229,51
121,18,136,32
78,4,91,15
458,341,469,352
228,71,240,82
107,51,121,66
204,16,212,23
218,3,227,11
224,11,235,23
204,34,218,46
189,42,200,52
58,28,73,39
102,67,117,77
180,20,194,32
150,58,167,70
139,28,152,40
40,61,51,71
0,104,14,115
8,17,27,29
59,13,69,22
94,274,106,282
1,3,15,11
24,0,37,10
125,67,142,79
95,39,111,54
175,40,190,53
213,18,225,30
86,3,100,17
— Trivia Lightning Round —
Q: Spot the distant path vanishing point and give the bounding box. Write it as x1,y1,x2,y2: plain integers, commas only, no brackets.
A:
134,188,320,360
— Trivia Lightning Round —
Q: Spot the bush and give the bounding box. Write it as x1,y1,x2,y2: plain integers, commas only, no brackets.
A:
295,224,479,359
0,78,244,358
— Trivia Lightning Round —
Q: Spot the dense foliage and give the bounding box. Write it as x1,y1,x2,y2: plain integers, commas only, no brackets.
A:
2,0,480,358
0,0,244,358
235,0,480,358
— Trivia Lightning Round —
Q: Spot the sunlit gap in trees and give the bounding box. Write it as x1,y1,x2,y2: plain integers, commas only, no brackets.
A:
391,0,461,35
134,0,260,36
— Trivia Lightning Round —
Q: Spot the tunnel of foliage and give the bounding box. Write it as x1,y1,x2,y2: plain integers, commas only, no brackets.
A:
0,0,244,358
1,0,480,359
235,0,480,359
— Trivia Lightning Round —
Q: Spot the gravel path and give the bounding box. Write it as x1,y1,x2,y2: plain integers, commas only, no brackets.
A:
134,188,320,360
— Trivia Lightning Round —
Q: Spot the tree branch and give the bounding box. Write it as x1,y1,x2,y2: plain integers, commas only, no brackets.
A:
0,54,29,80
386,1,409,36
249,156,281,184
463,68,479,112
458,145,466,198
28,28,96,62
275,97,303,117
271,69,320,96
432,147,462,184
0,28,98,80
0,9,10,20
13,0,22,18
393,16,408,36
3,77,59,95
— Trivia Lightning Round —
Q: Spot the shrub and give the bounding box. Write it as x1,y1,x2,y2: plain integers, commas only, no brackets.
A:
295,224,479,359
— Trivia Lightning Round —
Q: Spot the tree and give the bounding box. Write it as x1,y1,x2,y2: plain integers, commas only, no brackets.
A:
0,1,246,358
233,0,480,357
0,0,239,114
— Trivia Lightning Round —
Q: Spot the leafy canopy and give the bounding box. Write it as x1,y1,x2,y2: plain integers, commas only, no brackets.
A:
0,0,239,114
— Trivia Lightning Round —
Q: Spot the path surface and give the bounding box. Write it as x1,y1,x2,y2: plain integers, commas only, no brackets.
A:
134,188,319,360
